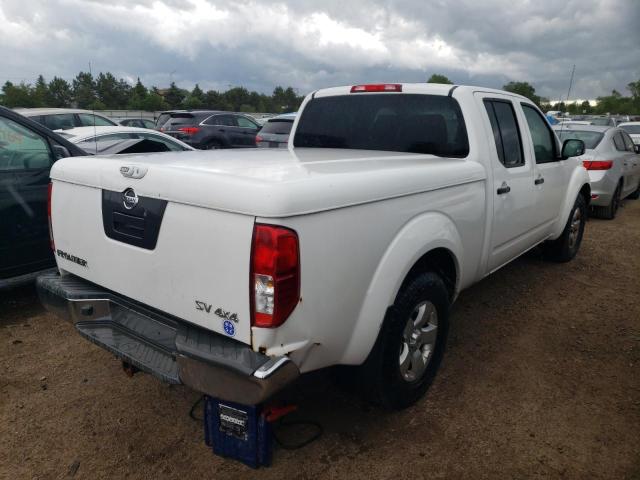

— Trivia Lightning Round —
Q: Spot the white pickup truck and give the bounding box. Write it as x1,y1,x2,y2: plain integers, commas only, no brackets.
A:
38,83,590,410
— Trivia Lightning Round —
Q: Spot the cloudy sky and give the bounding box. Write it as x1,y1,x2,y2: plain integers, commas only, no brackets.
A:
1,0,639,100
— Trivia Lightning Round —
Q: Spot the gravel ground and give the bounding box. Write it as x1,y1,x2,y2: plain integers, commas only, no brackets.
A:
1,201,639,480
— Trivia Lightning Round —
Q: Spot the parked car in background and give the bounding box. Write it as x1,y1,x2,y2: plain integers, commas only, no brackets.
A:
618,122,640,145
255,113,296,148
0,106,86,287
118,118,156,129
162,111,261,149
155,110,187,131
554,124,640,218
14,108,117,130
56,126,194,153
589,116,617,127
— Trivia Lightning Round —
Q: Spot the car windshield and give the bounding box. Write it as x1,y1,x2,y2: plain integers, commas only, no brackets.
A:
556,130,604,149
619,124,640,135
259,119,294,135
293,93,469,157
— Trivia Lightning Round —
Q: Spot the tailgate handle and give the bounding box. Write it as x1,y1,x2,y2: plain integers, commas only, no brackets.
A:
112,211,145,239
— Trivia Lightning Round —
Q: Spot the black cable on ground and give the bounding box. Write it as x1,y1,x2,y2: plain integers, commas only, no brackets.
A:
189,395,204,422
272,418,323,450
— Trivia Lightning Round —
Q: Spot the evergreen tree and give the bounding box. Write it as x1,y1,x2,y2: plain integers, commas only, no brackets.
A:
48,77,73,107
33,75,50,106
72,72,96,108
183,84,205,109
427,74,453,84
164,82,186,108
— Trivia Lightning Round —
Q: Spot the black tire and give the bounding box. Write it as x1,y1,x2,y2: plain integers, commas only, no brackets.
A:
628,181,640,200
203,140,223,150
358,272,450,410
543,194,587,262
594,182,621,219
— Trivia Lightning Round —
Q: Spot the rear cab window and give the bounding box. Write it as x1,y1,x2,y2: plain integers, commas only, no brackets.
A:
43,114,76,130
293,94,469,157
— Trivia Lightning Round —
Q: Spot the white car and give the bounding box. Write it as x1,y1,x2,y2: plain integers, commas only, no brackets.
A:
14,108,117,130
38,83,589,410
56,126,194,153
554,124,640,218
618,121,640,145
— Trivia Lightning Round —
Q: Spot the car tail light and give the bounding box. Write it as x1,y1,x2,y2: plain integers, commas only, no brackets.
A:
583,160,613,170
255,135,263,144
47,182,54,251
250,224,300,328
350,84,402,93
178,126,200,135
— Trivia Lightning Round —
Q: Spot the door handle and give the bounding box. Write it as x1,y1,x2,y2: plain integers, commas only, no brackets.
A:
535,177,545,185
497,182,511,195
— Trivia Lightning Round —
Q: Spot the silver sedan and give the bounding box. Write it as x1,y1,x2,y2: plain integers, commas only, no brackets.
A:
554,125,640,219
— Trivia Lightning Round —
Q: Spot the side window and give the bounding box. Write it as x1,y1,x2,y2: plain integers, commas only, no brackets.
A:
620,131,636,152
522,104,557,163
43,114,76,130
613,133,627,152
77,113,115,127
0,116,53,170
520,103,558,163
96,133,137,142
483,99,524,168
136,133,186,151
204,115,234,126
236,116,258,129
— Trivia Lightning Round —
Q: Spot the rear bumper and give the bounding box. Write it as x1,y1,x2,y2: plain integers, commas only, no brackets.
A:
36,272,299,404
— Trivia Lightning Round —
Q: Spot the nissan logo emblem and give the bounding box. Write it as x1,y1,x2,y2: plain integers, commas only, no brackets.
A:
122,188,138,209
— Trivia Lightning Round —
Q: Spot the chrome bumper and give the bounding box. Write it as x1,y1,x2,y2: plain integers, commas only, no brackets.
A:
36,272,299,404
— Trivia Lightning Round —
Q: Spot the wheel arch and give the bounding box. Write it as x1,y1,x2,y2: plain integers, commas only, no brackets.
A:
340,211,463,365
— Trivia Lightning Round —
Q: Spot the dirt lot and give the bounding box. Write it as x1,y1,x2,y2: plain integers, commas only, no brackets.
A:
1,201,639,480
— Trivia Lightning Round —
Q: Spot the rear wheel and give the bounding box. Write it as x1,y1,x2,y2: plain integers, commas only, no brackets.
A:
358,272,450,410
543,194,587,262
594,182,621,219
203,140,223,150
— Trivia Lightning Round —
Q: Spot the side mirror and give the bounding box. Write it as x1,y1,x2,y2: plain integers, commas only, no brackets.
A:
52,145,71,160
634,144,640,154
561,139,585,158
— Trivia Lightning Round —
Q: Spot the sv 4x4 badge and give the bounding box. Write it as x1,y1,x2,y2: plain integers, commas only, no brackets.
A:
195,301,239,322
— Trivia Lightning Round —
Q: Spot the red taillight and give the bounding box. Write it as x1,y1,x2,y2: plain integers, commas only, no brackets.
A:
178,126,200,135
255,135,263,144
583,160,613,170
350,84,402,93
250,224,300,328
47,182,54,251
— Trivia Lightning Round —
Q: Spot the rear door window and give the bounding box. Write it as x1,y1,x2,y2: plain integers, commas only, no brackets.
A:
204,115,235,127
0,116,53,170
620,131,636,152
483,99,524,167
293,94,469,157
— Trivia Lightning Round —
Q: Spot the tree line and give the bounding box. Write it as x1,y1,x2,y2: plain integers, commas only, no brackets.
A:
427,74,640,115
2,71,639,115
0,72,305,113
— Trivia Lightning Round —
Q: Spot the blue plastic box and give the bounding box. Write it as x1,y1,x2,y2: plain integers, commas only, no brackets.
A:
203,396,273,468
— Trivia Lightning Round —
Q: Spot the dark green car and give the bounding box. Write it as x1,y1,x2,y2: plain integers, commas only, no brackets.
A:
0,106,85,288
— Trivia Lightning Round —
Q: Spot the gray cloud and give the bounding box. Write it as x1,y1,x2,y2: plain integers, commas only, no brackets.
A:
1,0,638,100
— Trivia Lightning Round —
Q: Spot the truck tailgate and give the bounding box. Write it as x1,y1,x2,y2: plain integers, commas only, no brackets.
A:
50,179,254,345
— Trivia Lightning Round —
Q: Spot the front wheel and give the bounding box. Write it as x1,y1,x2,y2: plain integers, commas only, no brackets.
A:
543,194,587,262
358,272,450,410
